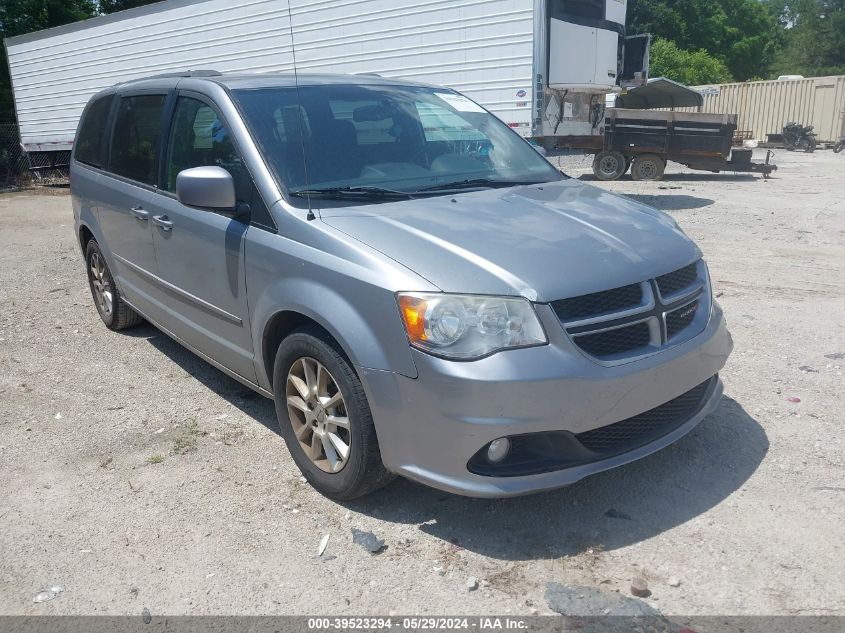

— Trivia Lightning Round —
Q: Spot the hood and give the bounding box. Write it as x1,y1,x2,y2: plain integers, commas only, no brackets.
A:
319,180,701,302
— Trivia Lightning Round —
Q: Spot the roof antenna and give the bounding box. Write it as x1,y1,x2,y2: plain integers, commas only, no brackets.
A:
286,0,315,221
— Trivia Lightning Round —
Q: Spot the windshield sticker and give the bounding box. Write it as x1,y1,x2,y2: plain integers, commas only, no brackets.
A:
435,93,487,113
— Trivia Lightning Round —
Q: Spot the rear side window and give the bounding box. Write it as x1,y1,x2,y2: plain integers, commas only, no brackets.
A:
109,95,167,186
75,95,113,168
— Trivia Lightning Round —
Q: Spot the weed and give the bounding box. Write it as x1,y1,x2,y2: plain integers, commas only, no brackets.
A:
171,419,201,455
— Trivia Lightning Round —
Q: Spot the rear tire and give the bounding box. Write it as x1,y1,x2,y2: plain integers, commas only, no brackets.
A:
592,151,627,181
630,154,666,181
834,142,844,154
85,240,143,331
272,326,394,500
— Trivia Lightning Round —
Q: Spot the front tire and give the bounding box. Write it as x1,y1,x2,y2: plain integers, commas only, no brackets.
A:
85,240,143,331
272,326,394,500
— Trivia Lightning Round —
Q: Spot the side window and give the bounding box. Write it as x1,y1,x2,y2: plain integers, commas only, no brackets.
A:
109,95,166,186
164,97,247,196
75,95,113,168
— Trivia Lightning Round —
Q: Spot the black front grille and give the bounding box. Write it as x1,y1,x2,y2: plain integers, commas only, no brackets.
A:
573,321,651,358
554,260,705,361
656,262,698,297
576,378,713,453
666,300,699,338
467,377,717,477
552,283,642,321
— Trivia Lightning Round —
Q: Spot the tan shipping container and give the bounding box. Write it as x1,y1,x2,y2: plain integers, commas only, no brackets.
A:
677,76,845,144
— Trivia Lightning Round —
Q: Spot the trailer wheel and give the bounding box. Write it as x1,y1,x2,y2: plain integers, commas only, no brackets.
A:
631,154,666,181
592,151,627,181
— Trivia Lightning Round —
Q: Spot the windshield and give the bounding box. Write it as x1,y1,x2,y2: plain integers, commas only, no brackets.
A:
232,84,563,197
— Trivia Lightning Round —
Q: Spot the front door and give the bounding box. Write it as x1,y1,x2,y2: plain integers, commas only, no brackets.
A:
97,93,168,316
148,94,256,382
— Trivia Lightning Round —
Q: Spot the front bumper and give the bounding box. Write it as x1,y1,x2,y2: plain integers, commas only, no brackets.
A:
360,302,733,498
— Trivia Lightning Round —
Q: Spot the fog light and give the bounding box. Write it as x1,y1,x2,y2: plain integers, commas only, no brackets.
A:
487,438,511,463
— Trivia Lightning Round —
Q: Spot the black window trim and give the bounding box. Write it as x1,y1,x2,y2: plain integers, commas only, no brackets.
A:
158,89,277,233
104,88,173,192
73,93,117,170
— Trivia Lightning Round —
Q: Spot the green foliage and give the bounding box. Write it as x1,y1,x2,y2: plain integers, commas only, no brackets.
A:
98,0,160,13
629,0,780,81
649,38,734,85
769,0,845,77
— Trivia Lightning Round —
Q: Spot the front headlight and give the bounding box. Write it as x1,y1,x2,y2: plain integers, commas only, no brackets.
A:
397,293,547,360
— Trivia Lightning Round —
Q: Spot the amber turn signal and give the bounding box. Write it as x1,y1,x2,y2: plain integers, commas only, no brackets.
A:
398,294,428,342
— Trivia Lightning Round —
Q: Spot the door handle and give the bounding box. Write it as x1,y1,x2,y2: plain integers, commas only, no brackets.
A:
152,215,174,231
130,206,150,221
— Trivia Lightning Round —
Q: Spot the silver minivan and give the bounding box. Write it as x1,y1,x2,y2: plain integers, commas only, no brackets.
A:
71,72,732,499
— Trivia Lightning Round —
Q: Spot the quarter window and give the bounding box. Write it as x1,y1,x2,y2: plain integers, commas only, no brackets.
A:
75,95,113,168
109,95,166,186
164,97,246,195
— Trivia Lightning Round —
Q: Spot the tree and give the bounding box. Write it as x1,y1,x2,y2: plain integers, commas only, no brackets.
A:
98,0,160,14
649,38,734,85
769,0,845,76
629,0,780,81
0,0,98,120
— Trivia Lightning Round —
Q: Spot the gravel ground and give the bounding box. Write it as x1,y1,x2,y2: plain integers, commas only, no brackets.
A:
1,150,843,617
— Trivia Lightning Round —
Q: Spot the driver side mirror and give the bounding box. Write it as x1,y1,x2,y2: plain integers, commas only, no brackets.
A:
176,166,236,210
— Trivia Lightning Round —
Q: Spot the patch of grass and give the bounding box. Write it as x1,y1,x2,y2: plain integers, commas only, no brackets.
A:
171,419,201,455
147,454,164,465
221,427,244,446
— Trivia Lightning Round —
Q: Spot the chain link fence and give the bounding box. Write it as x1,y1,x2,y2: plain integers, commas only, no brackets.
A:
0,123,31,189
0,122,71,189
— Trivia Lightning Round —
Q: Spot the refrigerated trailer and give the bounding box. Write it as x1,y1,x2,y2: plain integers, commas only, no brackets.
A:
5,0,649,169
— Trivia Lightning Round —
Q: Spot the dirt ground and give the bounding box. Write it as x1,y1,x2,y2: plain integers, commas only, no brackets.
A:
1,150,843,617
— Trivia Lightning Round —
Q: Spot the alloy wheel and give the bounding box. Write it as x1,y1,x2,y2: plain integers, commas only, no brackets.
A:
285,357,351,473
89,252,113,317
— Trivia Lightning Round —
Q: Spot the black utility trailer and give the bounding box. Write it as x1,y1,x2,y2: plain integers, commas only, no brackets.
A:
584,108,777,181
558,108,777,180
547,77,777,181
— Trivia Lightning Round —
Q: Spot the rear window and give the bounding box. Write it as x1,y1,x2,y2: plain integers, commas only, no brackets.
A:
109,95,167,186
75,95,113,168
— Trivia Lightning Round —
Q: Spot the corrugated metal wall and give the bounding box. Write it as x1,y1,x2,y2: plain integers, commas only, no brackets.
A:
6,0,536,151
681,76,845,143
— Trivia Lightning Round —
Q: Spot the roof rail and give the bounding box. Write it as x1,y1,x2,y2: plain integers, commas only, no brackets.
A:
144,70,223,79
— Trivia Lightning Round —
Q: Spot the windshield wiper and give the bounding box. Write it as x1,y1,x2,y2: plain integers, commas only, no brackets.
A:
289,186,413,199
416,178,544,193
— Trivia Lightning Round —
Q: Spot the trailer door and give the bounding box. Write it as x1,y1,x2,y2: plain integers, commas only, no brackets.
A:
621,34,650,88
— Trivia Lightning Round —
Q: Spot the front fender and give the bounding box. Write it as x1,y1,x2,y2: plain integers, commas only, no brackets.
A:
245,222,437,391
251,277,419,389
